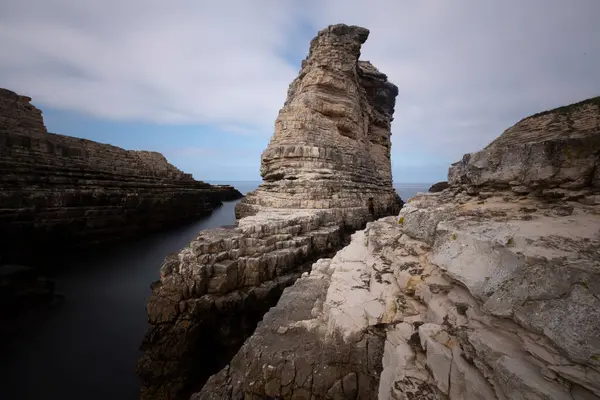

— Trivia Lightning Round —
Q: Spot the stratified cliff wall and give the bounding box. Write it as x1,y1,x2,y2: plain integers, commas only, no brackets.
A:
0,88,242,264
138,24,403,400
449,96,600,194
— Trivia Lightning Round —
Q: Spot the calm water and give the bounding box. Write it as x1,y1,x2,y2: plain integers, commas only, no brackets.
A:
0,182,429,400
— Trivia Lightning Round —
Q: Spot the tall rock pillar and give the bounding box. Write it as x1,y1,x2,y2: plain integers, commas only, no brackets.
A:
236,24,401,220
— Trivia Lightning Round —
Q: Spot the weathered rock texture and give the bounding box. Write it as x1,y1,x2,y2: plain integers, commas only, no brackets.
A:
195,97,600,400
0,88,242,264
449,97,600,195
236,23,400,219
138,24,402,400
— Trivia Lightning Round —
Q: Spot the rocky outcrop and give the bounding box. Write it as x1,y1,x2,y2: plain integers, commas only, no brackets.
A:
449,96,600,196
195,97,600,399
235,24,400,219
138,24,402,400
429,181,449,193
0,88,242,265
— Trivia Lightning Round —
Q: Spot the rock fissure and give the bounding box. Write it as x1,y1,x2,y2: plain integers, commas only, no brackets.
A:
0,88,242,265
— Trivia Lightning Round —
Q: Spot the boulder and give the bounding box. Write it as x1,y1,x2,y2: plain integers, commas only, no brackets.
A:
429,181,450,193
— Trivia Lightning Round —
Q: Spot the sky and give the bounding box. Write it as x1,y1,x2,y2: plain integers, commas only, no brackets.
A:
1,1,599,183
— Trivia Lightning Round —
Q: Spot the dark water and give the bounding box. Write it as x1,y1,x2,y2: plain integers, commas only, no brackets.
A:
0,182,429,400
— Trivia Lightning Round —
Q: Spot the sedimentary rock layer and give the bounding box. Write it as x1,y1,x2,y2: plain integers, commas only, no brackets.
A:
449,97,600,194
195,97,600,399
0,88,242,264
236,24,401,219
138,24,403,400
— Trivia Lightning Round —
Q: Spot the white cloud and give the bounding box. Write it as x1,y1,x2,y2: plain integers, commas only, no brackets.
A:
0,0,302,130
303,0,600,162
1,0,599,175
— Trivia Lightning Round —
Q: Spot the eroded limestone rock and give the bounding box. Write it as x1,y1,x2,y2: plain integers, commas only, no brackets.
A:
138,24,402,400
429,181,450,193
195,96,600,399
236,24,400,219
449,97,600,194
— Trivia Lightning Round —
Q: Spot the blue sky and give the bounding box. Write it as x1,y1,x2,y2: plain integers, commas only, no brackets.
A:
2,0,599,183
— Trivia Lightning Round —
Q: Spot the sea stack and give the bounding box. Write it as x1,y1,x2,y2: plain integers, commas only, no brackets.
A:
138,24,402,400
0,88,243,265
195,97,600,399
236,24,401,220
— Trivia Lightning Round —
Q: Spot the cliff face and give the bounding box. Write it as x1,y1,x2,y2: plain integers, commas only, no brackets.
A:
236,24,401,219
449,97,600,194
138,24,402,400
195,97,600,400
0,88,242,265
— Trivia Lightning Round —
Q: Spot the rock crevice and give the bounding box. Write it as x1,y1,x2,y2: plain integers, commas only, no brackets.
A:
237,24,400,219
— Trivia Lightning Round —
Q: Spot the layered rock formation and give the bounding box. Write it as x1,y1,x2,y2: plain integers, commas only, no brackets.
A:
0,88,242,265
138,24,403,400
195,97,600,399
236,23,400,219
449,97,600,195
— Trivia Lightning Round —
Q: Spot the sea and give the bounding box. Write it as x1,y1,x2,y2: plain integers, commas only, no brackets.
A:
0,182,431,400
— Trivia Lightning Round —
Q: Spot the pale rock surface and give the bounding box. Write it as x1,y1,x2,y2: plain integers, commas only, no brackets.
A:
138,24,402,400
195,97,600,399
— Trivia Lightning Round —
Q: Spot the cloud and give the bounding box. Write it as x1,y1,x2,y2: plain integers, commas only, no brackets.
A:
303,0,600,162
1,0,599,179
0,0,303,131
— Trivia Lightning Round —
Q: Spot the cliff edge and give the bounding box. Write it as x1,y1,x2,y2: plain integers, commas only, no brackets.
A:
195,98,600,399
0,88,242,265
